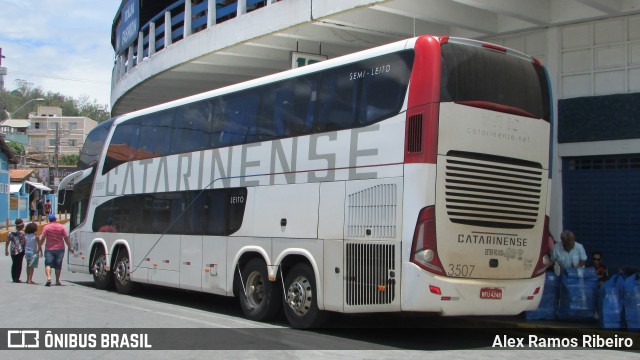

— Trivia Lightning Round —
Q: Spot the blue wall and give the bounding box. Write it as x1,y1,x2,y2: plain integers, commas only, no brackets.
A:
558,92,640,143
559,92,640,272
0,156,10,224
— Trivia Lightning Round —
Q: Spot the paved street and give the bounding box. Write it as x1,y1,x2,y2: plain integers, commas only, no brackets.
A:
0,249,637,359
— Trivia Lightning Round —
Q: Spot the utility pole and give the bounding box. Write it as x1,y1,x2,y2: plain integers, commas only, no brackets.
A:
0,48,5,90
55,123,59,187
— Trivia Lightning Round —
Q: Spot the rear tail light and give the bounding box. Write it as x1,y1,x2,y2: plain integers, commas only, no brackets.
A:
532,215,551,277
429,285,441,295
410,206,446,276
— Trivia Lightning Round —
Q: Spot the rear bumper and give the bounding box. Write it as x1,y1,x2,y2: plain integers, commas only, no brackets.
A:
401,262,545,315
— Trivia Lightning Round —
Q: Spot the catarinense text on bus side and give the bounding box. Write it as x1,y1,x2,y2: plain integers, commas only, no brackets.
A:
100,125,399,196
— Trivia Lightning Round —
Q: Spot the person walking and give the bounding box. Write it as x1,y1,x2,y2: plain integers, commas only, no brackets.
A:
4,218,26,283
23,222,41,284
39,214,74,286
29,200,36,221
44,199,52,216
36,198,44,220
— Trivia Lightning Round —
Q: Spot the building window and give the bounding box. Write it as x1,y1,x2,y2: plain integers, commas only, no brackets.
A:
68,139,77,146
34,122,41,129
50,122,58,129
69,122,77,131
49,139,56,147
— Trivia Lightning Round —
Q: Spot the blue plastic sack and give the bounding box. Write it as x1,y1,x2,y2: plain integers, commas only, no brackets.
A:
526,272,559,320
624,273,640,331
557,267,598,320
599,274,625,329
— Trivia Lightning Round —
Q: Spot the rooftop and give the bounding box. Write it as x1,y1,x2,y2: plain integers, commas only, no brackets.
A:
10,169,35,182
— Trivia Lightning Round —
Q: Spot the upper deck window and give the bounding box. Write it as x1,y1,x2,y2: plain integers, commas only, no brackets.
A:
78,119,114,169
102,50,414,174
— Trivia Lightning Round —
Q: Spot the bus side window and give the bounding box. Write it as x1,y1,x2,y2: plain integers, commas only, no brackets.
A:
103,121,141,174
172,101,213,153
210,98,227,148
303,80,317,133
260,76,317,140
79,118,114,169
291,76,317,136
226,187,247,233
358,52,413,125
273,87,294,137
359,72,401,125
205,190,227,235
138,111,173,159
257,83,283,141
316,68,357,132
221,92,260,146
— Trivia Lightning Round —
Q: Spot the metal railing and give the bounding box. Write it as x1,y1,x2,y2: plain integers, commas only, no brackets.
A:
113,0,279,85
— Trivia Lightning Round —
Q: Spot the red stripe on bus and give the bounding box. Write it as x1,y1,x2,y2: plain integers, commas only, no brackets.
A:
405,35,441,164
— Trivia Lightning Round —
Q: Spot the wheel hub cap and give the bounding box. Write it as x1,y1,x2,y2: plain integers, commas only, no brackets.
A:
287,276,312,316
115,258,129,284
246,272,264,307
93,257,106,278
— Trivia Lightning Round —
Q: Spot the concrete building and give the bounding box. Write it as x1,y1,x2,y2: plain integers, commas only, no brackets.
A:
0,119,30,147
26,106,98,165
110,0,640,270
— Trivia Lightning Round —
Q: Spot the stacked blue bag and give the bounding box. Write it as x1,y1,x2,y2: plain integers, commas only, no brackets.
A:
557,267,598,320
599,274,625,329
624,273,640,331
525,272,559,320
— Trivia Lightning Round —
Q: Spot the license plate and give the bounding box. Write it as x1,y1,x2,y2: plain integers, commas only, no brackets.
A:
480,287,503,300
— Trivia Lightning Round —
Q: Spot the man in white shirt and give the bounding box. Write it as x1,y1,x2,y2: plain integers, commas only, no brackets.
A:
551,230,587,273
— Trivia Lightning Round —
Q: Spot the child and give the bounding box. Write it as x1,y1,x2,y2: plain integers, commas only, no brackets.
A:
4,218,26,283
24,222,41,284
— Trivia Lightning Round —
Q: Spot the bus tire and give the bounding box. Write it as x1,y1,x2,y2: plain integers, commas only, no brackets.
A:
237,258,282,322
113,249,136,295
283,263,327,329
92,247,113,290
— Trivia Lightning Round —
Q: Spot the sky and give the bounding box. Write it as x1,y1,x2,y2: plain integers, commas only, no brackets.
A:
0,0,122,109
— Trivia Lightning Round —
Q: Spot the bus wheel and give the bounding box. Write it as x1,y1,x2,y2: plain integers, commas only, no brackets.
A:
237,258,281,322
113,250,135,295
283,263,327,329
92,247,113,290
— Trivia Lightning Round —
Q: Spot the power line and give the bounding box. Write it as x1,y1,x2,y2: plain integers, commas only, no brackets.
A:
9,71,109,84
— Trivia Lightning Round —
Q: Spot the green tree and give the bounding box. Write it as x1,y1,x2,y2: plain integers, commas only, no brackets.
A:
6,141,25,157
0,80,110,121
59,154,79,166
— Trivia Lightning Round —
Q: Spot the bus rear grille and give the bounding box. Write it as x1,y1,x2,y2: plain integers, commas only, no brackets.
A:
444,152,543,229
346,243,396,306
346,184,397,238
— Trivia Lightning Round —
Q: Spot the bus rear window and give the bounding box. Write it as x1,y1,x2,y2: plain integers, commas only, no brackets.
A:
440,43,550,121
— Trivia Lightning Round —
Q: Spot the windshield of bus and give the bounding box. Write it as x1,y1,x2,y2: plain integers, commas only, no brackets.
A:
440,42,550,121
78,118,115,169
